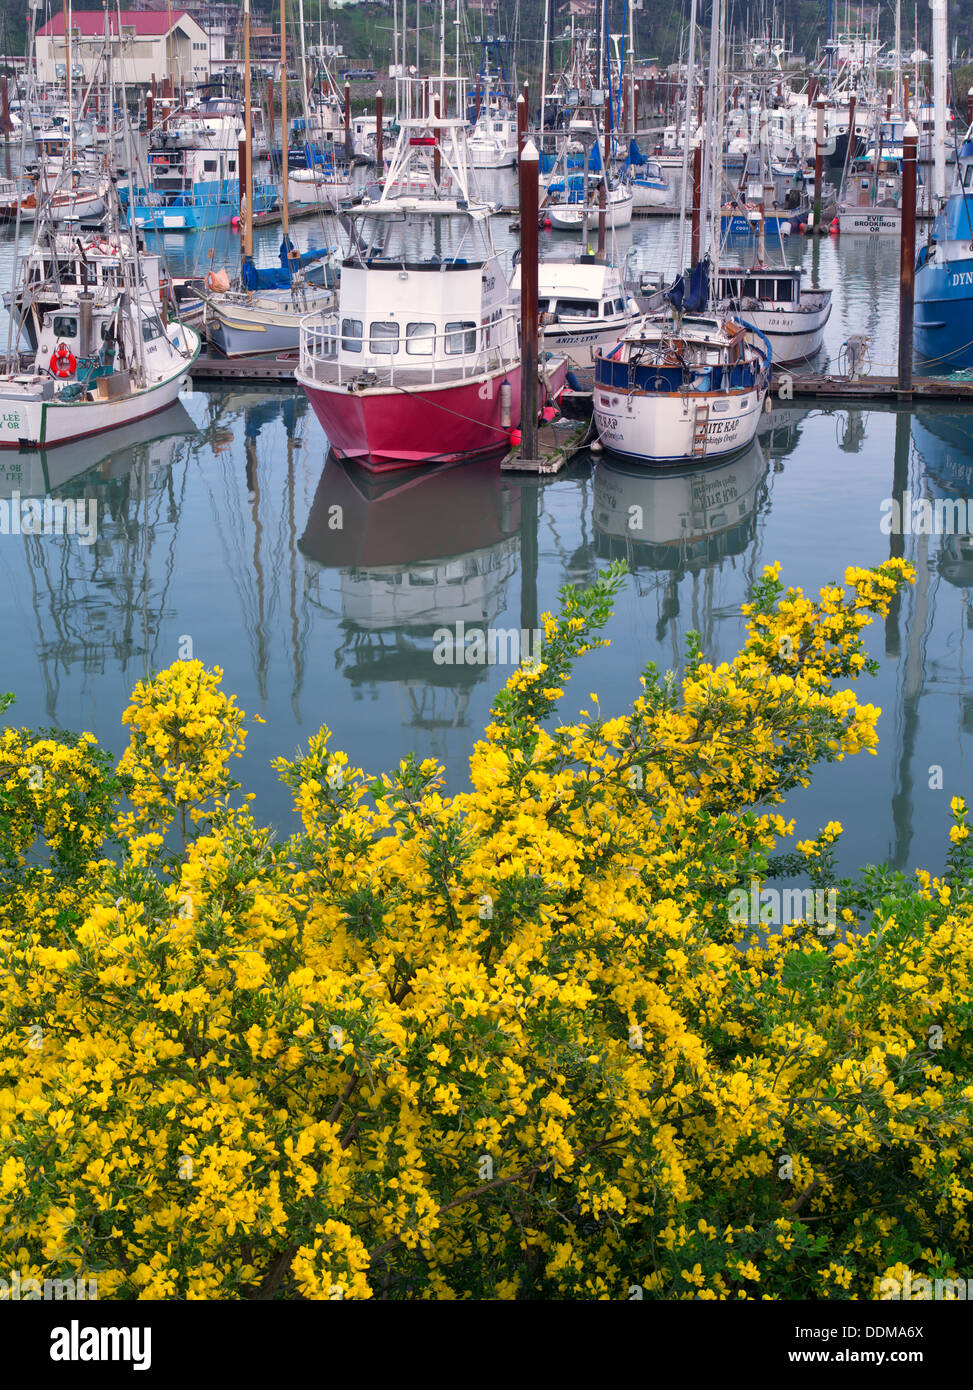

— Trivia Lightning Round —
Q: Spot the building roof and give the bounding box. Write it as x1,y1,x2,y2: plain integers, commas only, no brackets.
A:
38,10,190,38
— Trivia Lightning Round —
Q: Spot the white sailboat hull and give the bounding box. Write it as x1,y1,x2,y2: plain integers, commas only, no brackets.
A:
548,189,634,229
594,386,768,465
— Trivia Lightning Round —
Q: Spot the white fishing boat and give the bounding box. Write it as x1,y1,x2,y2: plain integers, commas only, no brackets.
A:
712,265,832,364
511,253,639,367
296,115,567,471
468,108,519,169
0,297,198,450
837,159,903,234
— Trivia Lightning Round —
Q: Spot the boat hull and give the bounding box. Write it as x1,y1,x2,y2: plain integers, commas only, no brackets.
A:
914,259,973,368
733,297,832,365
837,206,901,235
548,193,634,229
541,317,638,368
593,385,768,466
0,333,199,450
297,360,567,472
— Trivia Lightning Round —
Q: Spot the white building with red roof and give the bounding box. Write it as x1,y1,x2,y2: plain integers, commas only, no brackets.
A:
35,9,211,88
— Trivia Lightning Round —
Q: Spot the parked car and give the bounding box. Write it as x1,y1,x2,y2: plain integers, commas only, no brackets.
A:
342,69,376,81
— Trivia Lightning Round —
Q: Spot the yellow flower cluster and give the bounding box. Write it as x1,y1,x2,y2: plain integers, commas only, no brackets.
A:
4,557,972,1301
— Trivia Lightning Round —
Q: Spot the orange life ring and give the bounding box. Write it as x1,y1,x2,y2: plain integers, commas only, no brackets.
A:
50,342,77,378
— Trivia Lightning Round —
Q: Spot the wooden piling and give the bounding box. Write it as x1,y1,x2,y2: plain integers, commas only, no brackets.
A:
375,90,383,171
898,121,918,395
813,98,824,229
146,94,154,133
519,137,540,463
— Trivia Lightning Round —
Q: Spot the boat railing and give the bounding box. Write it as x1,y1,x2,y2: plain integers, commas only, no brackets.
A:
300,309,520,387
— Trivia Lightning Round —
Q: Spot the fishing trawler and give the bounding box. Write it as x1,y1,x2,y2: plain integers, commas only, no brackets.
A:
712,265,831,364
511,254,639,367
296,113,567,471
837,157,903,235
0,157,199,448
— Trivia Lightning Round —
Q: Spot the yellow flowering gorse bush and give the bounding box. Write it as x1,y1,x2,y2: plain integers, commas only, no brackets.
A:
3,555,972,1299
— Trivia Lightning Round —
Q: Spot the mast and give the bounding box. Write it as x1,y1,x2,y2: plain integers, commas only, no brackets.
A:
699,0,721,259
243,0,253,259
281,0,289,246
63,0,74,165
540,0,549,144
930,0,947,201
627,0,635,140
675,0,698,270
894,0,902,113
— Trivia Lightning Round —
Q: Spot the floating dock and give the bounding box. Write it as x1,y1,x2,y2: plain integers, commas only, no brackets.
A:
773,369,973,401
189,355,297,381
501,416,592,474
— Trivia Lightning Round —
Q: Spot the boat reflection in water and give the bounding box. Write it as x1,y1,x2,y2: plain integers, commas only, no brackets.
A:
299,454,524,728
911,407,973,591
592,438,768,573
0,400,195,499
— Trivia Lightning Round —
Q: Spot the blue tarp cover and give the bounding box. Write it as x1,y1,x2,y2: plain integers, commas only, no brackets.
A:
241,237,332,290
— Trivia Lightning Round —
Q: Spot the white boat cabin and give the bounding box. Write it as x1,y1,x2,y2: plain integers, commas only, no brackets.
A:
714,266,804,310
303,195,517,381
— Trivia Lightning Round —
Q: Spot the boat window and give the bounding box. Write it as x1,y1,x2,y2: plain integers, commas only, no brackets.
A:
228,160,236,172
52,315,77,339
741,280,759,299
555,299,599,319
537,298,551,313
614,298,626,313
494,123,504,133
142,318,163,342
445,321,477,353
370,321,400,354
203,159,217,173
406,322,435,355
965,165,973,189
776,280,796,302
341,317,363,352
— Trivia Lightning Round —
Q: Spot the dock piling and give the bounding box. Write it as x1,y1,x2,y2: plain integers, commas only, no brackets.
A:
519,137,540,465
898,120,918,396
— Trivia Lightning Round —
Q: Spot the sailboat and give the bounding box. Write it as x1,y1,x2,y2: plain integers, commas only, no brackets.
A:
201,0,336,357
591,0,772,465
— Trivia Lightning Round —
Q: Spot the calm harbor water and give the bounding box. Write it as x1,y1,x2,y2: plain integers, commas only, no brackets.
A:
0,159,966,879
